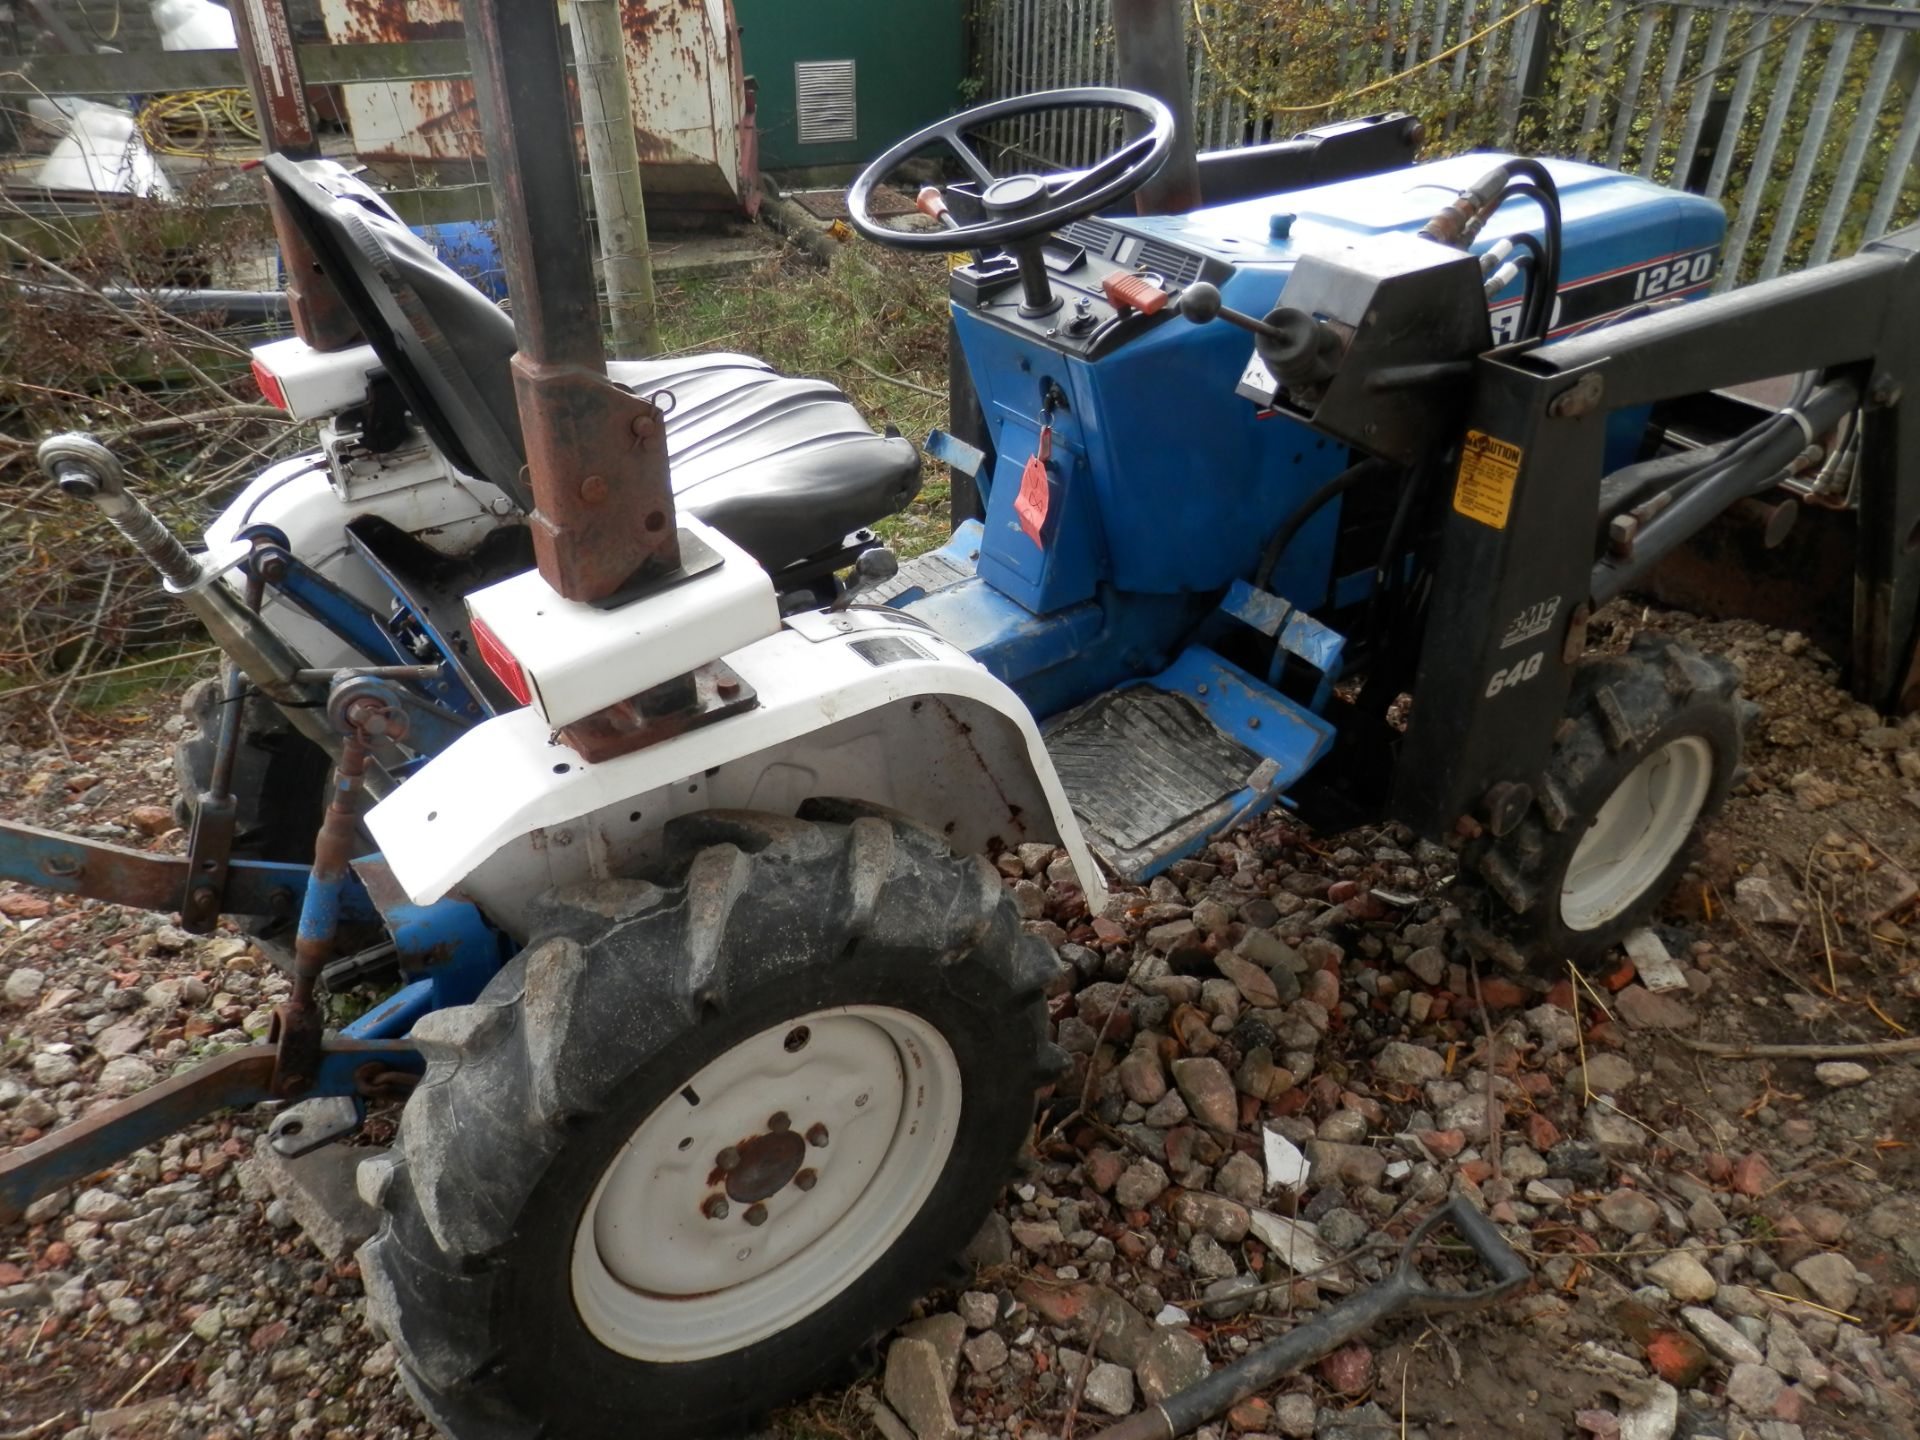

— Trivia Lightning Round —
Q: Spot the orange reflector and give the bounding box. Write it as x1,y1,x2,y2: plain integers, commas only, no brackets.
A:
250,356,289,411
470,615,531,707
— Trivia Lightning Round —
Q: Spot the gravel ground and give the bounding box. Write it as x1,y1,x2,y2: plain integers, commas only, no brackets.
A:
6,603,1920,1440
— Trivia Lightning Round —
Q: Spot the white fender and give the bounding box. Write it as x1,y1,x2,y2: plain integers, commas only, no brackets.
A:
364,606,1109,937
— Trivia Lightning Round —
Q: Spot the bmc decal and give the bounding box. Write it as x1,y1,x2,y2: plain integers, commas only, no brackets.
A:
1453,430,1523,529
1484,650,1544,697
1489,246,1720,343
1500,595,1561,650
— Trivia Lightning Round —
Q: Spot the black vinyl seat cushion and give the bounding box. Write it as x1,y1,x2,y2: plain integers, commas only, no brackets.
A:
262,155,918,573
608,354,919,570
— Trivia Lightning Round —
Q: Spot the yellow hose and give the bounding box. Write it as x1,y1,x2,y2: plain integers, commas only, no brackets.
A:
136,88,260,159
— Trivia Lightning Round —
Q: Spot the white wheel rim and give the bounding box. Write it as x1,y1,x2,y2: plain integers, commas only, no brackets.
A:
1561,735,1714,932
571,1006,962,1363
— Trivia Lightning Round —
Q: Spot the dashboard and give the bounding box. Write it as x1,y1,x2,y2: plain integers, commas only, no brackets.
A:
948,219,1231,360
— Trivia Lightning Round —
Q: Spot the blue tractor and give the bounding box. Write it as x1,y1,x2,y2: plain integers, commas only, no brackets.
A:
5,3,1918,1436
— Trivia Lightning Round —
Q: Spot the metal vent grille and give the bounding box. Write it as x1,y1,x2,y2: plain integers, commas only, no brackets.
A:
1134,239,1204,288
794,60,857,145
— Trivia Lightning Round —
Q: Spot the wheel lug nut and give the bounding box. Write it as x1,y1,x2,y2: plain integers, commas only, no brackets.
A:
806,1123,829,1148
716,1146,741,1171
745,1202,769,1226
794,1168,818,1191
768,1111,791,1132
702,1195,730,1220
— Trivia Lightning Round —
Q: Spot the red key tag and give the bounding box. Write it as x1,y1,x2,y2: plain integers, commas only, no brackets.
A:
1015,424,1053,546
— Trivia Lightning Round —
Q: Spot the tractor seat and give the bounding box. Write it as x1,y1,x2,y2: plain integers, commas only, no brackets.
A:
607,353,919,572
261,155,918,574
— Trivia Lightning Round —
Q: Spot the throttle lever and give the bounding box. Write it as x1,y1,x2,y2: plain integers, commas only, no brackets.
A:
1180,281,1343,389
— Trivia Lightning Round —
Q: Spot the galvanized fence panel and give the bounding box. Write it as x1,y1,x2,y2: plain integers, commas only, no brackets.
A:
973,0,1920,284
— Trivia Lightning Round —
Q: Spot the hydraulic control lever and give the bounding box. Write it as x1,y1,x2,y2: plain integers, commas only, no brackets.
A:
1180,281,1342,389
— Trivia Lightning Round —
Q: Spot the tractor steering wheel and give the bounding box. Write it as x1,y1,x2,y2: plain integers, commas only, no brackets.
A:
847,87,1175,253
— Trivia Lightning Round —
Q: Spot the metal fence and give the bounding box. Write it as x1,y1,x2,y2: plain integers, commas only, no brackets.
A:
975,0,1920,286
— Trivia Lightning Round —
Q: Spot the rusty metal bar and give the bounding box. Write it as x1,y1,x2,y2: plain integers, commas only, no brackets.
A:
227,0,318,158
0,819,377,923
0,1038,419,1222
461,0,679,603
0,1048,278,1221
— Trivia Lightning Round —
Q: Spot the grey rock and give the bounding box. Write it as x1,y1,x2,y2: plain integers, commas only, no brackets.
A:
1170,1189,1249,1242
962,1329,1008,1375
1372,1041,1444,1085
1271,1391,1317,1438
1814,1061,1870,1088
4,966,47,1006
1598,1189,1662,1236
884,1337,958,1440
1525,1003,1580,1055
1405,947,1447,987
30,1051,78,1086
94,1019,147,1059
1613,985,1696,1030
1682,1306,1763,1366
98,1055,156,1096
957,1290,999,1332
899,1312,966,1392
1212,1151,1264,1207
1765,1314,1830,1388
1135,1326,1210,1404
71,1188,134,1223
1083,1361,1135,1417
1646,1251,1717,1302
1117,1048,1167,1106
1170,1057,1238,1132
1115,1159,1171,1211
1617,1380,1678,1440
962,1212,1013,1268
1304,1140,1387,1187
1199,1273,1261,1319
1790,1252,1861,1314
1585,1107,1648,1156
1316,1207,1369,1252
1726,1362,1785,1415
1144,1090,1190,1128
1188,1232,1237,1281
1566,1052,1636,1095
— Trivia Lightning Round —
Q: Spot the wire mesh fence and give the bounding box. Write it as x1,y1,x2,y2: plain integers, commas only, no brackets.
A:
974,0,1920,284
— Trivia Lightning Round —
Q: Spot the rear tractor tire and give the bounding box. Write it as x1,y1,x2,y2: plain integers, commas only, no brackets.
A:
356,805,1062,1440
1474,634,1752,968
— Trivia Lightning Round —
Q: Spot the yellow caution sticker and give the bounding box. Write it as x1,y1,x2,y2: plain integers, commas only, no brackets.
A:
1453,430,1523,529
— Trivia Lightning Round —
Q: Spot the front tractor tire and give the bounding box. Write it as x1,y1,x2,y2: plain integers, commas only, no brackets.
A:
1474,634,1750,968
357,806,1060,1440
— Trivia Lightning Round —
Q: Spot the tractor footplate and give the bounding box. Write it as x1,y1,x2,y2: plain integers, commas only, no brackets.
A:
1044,646,1335,882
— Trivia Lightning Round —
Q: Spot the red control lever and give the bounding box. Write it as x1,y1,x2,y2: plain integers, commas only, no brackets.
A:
1101,272,1172,315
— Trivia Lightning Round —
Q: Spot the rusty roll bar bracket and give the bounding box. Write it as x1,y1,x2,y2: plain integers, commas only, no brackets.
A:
461,0,683,605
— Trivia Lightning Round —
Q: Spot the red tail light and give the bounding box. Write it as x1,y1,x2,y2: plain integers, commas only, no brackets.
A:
470,616,531,707
251,355,289,411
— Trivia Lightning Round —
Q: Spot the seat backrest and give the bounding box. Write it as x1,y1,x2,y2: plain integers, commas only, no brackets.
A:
262,154,530,507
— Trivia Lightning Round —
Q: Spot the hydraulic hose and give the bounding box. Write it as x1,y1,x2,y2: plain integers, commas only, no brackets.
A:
1592,379,1858,604
1254,458,1393,593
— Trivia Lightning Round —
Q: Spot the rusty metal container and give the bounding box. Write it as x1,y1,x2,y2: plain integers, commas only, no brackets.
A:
316,0,757,216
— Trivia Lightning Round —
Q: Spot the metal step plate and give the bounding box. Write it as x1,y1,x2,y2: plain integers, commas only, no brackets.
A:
1047,686,1260,881
1044,647,1337,882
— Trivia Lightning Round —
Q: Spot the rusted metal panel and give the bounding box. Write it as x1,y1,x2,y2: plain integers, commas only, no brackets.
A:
315,0,752,211
229,0,319,155
465,0,683,602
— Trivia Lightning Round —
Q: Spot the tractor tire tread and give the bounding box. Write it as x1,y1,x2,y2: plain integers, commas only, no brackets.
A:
358,808,1048,1440
1471,634,1747,970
